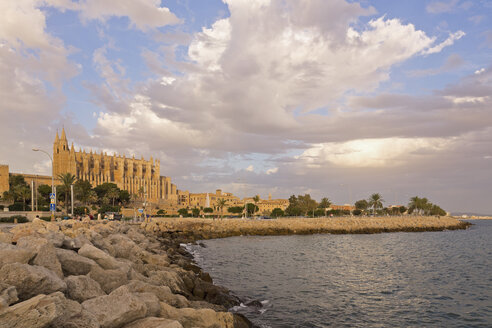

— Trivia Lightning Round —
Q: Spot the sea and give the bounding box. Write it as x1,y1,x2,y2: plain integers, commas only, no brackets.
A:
188,220,492,327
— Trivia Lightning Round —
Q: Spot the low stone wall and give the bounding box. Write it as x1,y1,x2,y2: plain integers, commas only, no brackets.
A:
142,216,471,240
0,219,252,328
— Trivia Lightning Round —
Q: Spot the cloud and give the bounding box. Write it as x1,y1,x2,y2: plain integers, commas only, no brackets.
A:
297,138,453,168
245,165,254,172
408,53,465,77
74,0,181,31
266,167,278,175
426,0,460,13
421,30,465,55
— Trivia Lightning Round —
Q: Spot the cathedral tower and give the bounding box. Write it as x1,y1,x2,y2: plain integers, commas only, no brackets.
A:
53,128,76,178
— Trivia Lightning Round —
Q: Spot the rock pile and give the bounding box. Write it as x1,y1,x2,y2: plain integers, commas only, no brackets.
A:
0,219,252,328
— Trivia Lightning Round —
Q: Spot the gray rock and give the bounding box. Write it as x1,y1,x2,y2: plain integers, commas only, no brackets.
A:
45,231,66,247
82,288,147,328
79,244,121,270
0,292,99,328
0,243,35,266
63,235,92,250
65,275,106,303
147,269,188,296
0,283,18,310
122,317,183,328
123,280,190,308
56,248,97,276
0,263,67,301
88,265,128,294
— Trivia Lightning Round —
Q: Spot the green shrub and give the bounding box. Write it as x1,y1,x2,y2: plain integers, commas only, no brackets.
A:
40,217,51,222
0,215,28,223
74,206,90,215
0,205,4,210
98,205,121,214
8,203,29,211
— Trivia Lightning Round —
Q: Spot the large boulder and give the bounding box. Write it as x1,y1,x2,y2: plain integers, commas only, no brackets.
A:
147,269,188,296
65,275,106,303
123,317,183,328
0,283,18,311
17,236,63,278
63,235,92,251
79,244,121,270
0,231,13,244
88,265,129,294
0,263,66,301
0,292,99,328
0,243,35,266
82,288,148,328
56,248,97,276
122,280,190,308
159,303,236,328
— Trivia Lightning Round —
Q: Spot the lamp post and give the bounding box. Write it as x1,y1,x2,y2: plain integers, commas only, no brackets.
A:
32,148,55,221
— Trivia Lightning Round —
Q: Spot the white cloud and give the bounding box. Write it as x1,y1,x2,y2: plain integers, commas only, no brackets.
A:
245,165,254,172
422,30,465,55
75,0,181,31
266,167,278,175
298,138,453,168
475,68,485,75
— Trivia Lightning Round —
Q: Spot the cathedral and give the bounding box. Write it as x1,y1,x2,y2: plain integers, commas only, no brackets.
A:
53,128,177,203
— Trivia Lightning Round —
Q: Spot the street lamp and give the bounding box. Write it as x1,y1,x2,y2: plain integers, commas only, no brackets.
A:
32,148,55,221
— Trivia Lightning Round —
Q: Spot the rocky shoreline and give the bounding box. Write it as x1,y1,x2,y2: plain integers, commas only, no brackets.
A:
142,216,472,240
0,219,252,328
0,216,471,328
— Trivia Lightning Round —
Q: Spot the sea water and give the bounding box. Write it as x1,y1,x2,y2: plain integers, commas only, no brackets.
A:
189,220,492,327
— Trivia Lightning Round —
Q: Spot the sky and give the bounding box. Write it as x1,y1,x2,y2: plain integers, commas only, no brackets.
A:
1,0,491,214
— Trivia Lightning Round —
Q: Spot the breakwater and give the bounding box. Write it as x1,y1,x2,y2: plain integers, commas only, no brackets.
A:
142,216,471,240
0,219,252,328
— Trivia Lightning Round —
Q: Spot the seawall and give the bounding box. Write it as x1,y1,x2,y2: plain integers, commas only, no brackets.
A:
142,216,471,241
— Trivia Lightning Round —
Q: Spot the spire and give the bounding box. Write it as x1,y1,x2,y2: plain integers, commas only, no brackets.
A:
70,142,74,152
55,130,59,143
61,127,67,141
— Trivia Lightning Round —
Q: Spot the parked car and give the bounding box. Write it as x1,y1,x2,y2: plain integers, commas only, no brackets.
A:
258,216,273,220
105,212,122,220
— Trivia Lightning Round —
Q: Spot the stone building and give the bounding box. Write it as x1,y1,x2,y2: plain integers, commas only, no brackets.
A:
52,128,177,203
0,165,9,196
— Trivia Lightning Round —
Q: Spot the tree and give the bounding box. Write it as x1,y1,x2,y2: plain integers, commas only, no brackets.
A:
227,206,243,214
38,184,52,206
192,208,200,217
245,203,259,216
271,208,284,218
14,185,31,211
178,208,189,217
119,190,130,206
285,195,302,216
368,193,384,215
203,207,214,213
107,187,120,206
58,173,77,214
216,199,227,217
298,194,318,217
355,199,369,211
318,197,332,209
74,180,92,205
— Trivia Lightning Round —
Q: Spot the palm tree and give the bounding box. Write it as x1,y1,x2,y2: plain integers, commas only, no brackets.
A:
216,198,227,218
107,187,119,206
14,185,31,211
58,173,76,214
252,195,260,214
368,193,384,215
